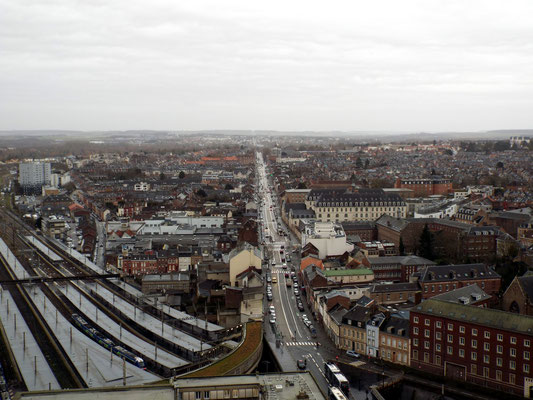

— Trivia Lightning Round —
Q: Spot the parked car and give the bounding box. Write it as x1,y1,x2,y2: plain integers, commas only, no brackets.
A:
296,359,306,370
346,350,361,359
297,303,304,311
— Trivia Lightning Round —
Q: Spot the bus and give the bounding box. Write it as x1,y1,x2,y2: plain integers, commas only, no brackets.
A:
324,363,350,395
328,386,348,400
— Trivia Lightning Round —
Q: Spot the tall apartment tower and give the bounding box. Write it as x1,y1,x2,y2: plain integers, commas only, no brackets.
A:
19,162,51,193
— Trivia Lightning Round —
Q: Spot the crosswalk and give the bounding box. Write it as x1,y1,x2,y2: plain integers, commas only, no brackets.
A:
285,341,318,347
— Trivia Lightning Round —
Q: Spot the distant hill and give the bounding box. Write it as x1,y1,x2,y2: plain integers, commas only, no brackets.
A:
0,128,530,141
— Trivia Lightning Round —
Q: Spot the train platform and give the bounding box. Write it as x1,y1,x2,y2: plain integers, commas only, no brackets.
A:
80,281,210,352
0,287,60,391
57,283,188,370
28,285,160,387
112,279,224,332
24,236,62,262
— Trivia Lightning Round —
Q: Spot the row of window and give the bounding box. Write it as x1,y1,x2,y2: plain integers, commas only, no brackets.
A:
413,319,530,347
413,352,522,384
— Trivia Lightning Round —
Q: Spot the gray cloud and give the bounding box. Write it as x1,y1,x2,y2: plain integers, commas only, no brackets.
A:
1,0,533,131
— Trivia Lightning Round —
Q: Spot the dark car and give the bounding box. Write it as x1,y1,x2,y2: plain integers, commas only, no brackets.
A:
297,302,304,311
297,359,306,370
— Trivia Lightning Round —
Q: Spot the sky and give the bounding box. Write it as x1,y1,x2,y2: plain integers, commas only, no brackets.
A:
1,0,533,132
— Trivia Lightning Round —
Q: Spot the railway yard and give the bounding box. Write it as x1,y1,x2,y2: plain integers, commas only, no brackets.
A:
0,209,237,395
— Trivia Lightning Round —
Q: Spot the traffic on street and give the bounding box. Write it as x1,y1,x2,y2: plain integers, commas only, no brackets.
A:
256,152,373,400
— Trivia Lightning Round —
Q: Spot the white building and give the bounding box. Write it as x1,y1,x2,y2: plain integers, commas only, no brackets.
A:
301,221,354,260
134,182,150,191
19,162,51,190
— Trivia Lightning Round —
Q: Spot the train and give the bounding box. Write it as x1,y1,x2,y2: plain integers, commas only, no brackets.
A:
71,313,145,369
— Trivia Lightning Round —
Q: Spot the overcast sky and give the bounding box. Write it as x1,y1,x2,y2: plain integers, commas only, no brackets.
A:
1,0,533,132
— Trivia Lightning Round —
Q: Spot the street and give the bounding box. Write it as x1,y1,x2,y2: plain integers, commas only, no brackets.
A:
256,152,372,400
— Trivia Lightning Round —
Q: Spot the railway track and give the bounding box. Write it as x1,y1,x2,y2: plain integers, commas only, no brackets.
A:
0,241,85,389
0,210,210,371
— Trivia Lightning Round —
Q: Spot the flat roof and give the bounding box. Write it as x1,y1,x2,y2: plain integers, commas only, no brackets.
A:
17,372,326,399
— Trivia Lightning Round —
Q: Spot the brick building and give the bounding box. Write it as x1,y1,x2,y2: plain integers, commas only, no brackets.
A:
502,274,533,316
417,264,501,301
394,177,452,197
366,255,435,282
283,189,311,204
410,299,533,397
369,282,421,305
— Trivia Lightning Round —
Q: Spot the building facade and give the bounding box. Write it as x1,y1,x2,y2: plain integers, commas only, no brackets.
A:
410,299,533,397
19,162,51,192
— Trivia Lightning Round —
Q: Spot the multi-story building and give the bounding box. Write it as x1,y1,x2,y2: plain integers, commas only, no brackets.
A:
340,305,374,354
410,299,533,397
283,188,311,203
369,282,421,305
417,264,501,301
356,241,396,258
379,316,410,366
18,162,51,192
301,221,354,259
394,177,452,197
367,255,435,282
308,189,407,223
367,313,387,358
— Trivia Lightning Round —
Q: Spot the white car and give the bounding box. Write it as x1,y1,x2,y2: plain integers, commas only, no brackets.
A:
269,306,275,314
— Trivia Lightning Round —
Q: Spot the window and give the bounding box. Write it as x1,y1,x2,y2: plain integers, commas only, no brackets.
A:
525,351,530,361
510,360,516,370
459,349,465,358
448,323,453,331
472,328,478,336
447,346,453,355
447,334,453,343
496,370,502,381
204,392,210,399
496,357,502,367
471,364,477,375
510,336,517,344
509,374,515,385
471,351,477,360
436,343,441,352
459,337,465,346
484,342,490,351
436,332,442,340
196,392,202,400
436,355,441,365
472,339,477,348
413,350,418,360
524,364,530,373
510,348,516,357
425,319,430,326
497,345,503,354
484,331,490,339
424,329,430,338
436,321,442,328
413,338,419,346
525,339,531,347
413,316,419,324
413,327,419,335
497,333,503,342
459,326,465,333
484,354,490,363
424,341,430,349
